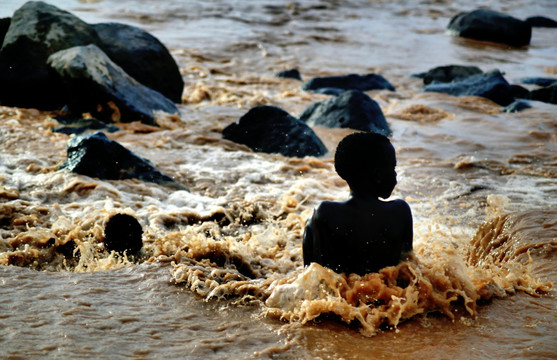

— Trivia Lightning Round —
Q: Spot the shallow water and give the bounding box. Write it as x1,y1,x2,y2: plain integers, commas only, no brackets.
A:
1,0,556,359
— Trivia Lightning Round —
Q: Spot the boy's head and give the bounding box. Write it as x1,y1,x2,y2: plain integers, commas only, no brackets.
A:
335,132,397,198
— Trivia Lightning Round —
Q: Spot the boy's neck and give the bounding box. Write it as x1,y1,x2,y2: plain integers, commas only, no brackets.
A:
349,189,381,202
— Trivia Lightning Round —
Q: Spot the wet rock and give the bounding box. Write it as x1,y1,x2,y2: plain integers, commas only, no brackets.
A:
302,73,395,93
52,115,120,135
519,77,557,87
299,90,391,136
222,105,327,157
414,65,483,85
0,17,10,46
447,9,532,47
60,131,178,185
47,44,179,125
530,82,557,105
0,1,101,108
525,16,557,28
503,100,532,113
275,68,302,80
312,88,346,96
104,213,143,255
424,70,514,106
509,84,531,99
93,22,184,103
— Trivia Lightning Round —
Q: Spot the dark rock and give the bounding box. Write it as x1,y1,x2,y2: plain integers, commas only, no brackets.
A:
503,100,532,113
415,65,483,85
222,105,327,157
52,115,120,135
60,131,178,185
0,17,10,46
519,77,557,87
302,73,395,92
299,90,391,136
275,68,302,80
104,213,143,255
510,84,531,99
424,70,514,106
93,22,183,103
47,44,179,125
525,16,557,28
447,9,532,47
530,82,557,104
0,1,101,108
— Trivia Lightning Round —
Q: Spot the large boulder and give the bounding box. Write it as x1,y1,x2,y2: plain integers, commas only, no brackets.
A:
299,90,391,136
93,22,183,103
447,9,532,47
60,131,177,185
47,44,178,125
424,70,514,106
0,1,101,108
530,82,557,105
414,65,483,85
302,73,395,93
222,106,327,157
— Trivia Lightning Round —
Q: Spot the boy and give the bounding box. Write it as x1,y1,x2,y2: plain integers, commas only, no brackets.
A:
303,132,413,275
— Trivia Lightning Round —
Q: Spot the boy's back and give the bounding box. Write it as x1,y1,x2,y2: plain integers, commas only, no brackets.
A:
303,197,412,275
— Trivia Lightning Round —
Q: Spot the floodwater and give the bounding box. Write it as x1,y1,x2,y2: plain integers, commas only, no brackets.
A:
1,0,556,359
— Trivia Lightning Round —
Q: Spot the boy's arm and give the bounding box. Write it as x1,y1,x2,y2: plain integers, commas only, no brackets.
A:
399,200,413,254
302,209,321,266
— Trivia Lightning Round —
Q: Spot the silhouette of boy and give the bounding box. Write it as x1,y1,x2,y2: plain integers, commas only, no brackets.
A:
303,132,413,275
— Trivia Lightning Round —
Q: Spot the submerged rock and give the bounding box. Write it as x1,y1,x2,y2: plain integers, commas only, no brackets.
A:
47,44,179,125
503,100,532,113
222,105,327,157
519,77,557,87
447,9,532,47
414,65,483,85
93,22,184,103
302,73,395,93
299,90,391,136
0,1,101,108
275,68,302,80
525,16,557,28
52,115,120,135
509,84,531,99
60,131,177,185
424,70,514,106
530,82,557,105
103,213,143,255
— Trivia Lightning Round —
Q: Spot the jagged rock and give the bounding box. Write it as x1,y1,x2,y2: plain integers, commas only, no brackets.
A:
60,131,178,185
519,77,557,87
299,90,391,136
93,22,183,103
424,70,514,106
103,213,143,255
275,68,302,80
414,65,483,85
447,9,532,47
503,100,532,113
0,1,101,108
52,115,120,135
222,105,327,157
530,82,557,105
47,44,178,124
302,73,395,92
525,16,557,28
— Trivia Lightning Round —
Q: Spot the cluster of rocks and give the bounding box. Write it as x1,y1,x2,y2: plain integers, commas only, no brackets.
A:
223,76,394,157
0,1,183,125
